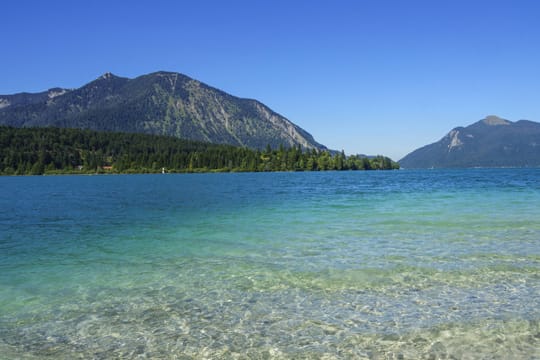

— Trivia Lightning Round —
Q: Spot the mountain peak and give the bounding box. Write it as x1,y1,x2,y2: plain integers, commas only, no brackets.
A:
400,116,540,168
0,70,326,151
482,115,511,126
152,70,180,77
100,72,117,80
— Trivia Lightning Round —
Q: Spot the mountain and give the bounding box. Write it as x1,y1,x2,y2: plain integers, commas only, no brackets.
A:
399,115,540,168
0,71,326,150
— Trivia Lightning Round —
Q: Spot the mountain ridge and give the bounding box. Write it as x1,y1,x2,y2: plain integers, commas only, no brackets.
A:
0,71,326,150
399,115,540,168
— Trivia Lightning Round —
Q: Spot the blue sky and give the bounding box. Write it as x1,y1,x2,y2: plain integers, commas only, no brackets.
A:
2,0,540,160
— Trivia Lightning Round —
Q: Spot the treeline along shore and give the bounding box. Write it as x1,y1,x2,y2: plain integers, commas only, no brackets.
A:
0,126,399,175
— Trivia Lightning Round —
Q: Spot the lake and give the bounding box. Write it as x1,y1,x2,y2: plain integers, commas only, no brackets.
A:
1,169,539,358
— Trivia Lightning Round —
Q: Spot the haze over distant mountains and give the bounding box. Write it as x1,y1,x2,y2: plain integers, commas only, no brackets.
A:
399,115,540,168
0,71,326,151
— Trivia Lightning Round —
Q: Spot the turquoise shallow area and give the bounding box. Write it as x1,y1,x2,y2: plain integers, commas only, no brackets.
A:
1,169,539,358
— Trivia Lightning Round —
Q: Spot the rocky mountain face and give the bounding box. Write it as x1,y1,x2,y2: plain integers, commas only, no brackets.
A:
0,71,326,150
399,115,540,168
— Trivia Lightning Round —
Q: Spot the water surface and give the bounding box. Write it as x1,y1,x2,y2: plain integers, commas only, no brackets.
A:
1,169,539,358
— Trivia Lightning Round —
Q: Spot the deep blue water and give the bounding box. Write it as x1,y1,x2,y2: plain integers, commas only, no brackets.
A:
1,169,539,358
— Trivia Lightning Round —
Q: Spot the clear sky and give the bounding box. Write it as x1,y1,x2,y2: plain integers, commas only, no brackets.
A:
2,0,540,160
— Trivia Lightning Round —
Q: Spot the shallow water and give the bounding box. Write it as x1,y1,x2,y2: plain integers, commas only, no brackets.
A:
1,169,539,358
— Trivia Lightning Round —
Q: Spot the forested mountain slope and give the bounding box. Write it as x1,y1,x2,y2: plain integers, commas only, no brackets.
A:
0,71,326,150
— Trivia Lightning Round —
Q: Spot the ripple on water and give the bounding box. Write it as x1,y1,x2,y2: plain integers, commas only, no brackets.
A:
1,266,539,359
1,171,540,358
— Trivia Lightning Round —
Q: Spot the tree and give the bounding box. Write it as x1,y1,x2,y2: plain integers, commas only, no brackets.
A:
0,126,398,175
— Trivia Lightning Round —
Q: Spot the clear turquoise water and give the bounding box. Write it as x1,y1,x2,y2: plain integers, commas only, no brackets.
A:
1,169,539,359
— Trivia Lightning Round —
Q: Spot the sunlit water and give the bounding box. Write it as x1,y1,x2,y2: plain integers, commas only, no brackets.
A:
1,169,539,359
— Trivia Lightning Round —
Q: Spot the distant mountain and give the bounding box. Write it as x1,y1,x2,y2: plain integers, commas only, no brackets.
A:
399,115,540,168
0,71,326,150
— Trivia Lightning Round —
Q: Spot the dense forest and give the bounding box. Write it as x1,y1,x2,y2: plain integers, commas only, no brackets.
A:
0,126,399,175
